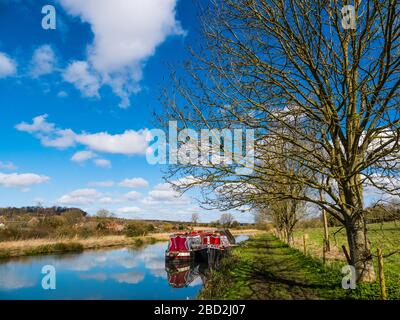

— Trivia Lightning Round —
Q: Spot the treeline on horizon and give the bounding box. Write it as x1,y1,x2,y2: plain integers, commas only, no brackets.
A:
0,206,87,217
257,201,400,230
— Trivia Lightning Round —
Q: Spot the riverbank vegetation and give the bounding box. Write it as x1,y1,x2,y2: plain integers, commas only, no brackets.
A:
199,233,400,300
0,206,257,242
0,206,261,258
0,234,166,259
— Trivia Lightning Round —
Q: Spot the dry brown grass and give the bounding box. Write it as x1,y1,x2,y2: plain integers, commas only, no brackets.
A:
0,234,169,258
230,229,263,235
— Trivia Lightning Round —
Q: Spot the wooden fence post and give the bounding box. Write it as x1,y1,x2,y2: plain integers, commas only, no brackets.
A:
377,248,387,300
322,240,326,265
322,210,330,252
303,234,308,256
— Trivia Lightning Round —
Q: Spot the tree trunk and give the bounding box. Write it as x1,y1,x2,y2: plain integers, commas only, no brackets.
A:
345,216,376,283
286,227,293,245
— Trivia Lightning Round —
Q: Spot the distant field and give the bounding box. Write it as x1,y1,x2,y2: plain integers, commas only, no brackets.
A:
293,221,400,297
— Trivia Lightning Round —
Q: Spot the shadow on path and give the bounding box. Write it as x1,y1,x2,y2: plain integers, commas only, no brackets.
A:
210,233,344,300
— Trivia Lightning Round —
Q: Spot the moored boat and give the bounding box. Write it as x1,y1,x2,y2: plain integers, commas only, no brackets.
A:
165,229,235,262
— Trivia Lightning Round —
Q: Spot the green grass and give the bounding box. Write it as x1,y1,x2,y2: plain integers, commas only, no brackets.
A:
0,251,11,259
199,233,399,300
294,221,400,295
0,242,84,259
23,242,84,256
133,238,145,247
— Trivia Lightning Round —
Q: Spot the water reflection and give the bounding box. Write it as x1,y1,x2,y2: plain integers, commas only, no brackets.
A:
165,252,224,288
165,234,250,289
0,235,248,299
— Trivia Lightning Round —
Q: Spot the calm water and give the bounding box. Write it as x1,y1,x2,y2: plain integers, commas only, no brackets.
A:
0,235,248,300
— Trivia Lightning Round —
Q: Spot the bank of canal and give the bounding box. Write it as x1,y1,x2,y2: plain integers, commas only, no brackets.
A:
198,233,386,300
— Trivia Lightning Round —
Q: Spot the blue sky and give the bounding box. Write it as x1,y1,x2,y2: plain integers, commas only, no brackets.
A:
0,0,254,222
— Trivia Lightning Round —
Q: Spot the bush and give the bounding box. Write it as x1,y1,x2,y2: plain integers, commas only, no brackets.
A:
255,222,274,231
63,210,85,224
230,221,240,228
52,242,83,253
133,238,144,246
124,222,152,237
162,223,174,232
52,225,77,238
24,242,83,255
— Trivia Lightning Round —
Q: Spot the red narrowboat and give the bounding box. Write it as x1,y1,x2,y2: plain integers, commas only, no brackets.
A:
165,229,235,262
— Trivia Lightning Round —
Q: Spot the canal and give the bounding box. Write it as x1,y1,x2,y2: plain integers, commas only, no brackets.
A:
0,235,248,299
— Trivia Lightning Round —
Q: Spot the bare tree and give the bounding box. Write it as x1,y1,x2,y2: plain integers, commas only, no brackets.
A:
160,0,399,283
191,212,200,225
259,199,307,244
96,209,114,219
220,213,234,227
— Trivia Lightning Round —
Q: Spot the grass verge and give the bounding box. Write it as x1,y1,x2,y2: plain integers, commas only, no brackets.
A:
199,233,399,300
0,234,168,259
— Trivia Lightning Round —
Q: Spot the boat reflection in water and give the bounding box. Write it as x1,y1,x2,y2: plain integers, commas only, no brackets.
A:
165,251,225,288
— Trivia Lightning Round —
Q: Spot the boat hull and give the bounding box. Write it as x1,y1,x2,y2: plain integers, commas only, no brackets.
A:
165,229,234,262
165,251,194,261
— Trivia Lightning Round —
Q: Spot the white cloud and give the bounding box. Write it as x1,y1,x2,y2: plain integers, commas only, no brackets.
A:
0,161,17,170
88,180,114,187
0,172,49,188
119,177,149,188
94,158,111,168
363,173,400,205
58,0,185,108
63,61,100,98
16,115,77,149
57,188,102,206
148,183,180,201
111,272,144,284
115,182,194,219
16,115,151,155
57,90,68,98
98,196,116,204
71,150,97,163
116,206,141,214
15,114,55,133
75,130,151,155
0,266,37,290
125,191,142,201
0,52,16,78
172,175,202,187
80,273,107,281
30,45,56,78
42,129,76,148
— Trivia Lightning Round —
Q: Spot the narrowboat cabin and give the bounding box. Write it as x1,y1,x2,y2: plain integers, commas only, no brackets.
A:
165,229,235,262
